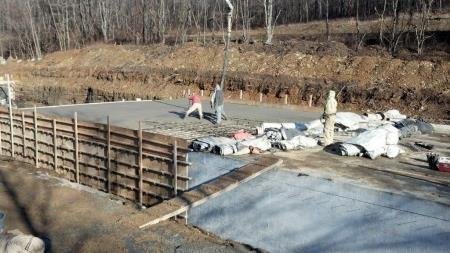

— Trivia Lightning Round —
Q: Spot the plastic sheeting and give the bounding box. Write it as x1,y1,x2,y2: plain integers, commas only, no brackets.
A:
395,119,434,138
337,125,401,159
192,137,237,152
383,110,407,122
335,112,368,131
273,135,318,151
0,230,45,253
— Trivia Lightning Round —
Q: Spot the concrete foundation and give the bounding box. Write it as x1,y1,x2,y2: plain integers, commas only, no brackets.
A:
189,169,450,253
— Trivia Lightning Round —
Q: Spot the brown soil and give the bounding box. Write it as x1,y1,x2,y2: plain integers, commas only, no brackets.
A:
2,41,448,123
0,157,259,253
0,14,449,122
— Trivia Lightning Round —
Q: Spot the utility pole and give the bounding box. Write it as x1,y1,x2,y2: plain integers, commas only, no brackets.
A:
220,0,234,90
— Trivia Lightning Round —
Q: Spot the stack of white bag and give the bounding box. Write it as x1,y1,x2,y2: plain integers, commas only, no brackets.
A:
0,230,45,253
338,125,402,159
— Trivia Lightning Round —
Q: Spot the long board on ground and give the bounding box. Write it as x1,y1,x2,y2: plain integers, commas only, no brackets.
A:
138,156,282,229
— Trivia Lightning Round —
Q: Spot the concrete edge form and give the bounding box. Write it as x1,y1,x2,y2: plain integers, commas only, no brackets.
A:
138,156,283,229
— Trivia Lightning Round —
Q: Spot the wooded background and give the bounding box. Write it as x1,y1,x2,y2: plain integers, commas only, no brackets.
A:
0,0,447,58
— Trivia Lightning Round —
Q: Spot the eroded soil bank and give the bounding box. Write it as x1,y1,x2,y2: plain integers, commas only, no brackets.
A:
2,42,449,122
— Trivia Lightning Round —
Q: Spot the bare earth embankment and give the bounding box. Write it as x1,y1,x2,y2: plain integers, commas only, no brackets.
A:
0,14,449,122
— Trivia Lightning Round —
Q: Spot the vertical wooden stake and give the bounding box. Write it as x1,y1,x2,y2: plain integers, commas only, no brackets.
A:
240,90,243,100
34,106,38,167
74,112,79,183
53,119,57,171
21,112,25,157
7,74,14,157
308,94,313,107
173,140,178,197
200,90,204,97
0,122,2,156
259,93,263,103
106,116,111,193
138,121,143,207
8,108,14,158
188,89,191,96
285,94,288,105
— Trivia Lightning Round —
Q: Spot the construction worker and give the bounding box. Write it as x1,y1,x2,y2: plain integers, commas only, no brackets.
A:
210,84,224,125
184,92,203,120
322,90,337,146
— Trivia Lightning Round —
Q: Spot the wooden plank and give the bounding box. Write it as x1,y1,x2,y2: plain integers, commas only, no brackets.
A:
74,112,80,183
138,121,143,207
173,140,178,197
34,107,38,167
107,116,111,193
0,120,2,156
138,157,282,229
53,119,57,171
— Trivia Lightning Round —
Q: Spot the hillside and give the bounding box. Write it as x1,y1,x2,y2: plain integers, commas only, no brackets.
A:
1,39,448,122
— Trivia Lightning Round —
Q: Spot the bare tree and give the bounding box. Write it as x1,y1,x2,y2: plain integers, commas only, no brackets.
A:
387,0,408,55
220,0,233,90
375,0,387,46
414,0,434,55
99,0,108,43
159,0,166,44
264,0,274,44
325,0,330,41
25,0,42,59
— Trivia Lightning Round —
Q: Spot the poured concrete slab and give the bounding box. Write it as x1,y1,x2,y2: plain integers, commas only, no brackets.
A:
189,169,450,253
23,99,321,130
188,152,249,189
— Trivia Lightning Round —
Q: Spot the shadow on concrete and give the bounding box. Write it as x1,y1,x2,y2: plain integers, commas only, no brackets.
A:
153,100,186,109
190,170,450,253
399,161,429,170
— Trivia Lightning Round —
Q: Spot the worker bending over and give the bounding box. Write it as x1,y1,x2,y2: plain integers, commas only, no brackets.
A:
184,92,203,120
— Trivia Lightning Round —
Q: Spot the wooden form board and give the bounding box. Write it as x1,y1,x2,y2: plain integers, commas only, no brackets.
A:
139,156,282,229
0,107,190,207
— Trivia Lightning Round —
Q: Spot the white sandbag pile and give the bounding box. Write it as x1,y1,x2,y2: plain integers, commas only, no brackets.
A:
337,125,402,159
273,135,318,151
191,137,237,152
190,109,429,158
0,230,45,253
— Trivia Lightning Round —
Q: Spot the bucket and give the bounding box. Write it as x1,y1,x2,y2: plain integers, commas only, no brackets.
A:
438,157,450,173
0,211,5,233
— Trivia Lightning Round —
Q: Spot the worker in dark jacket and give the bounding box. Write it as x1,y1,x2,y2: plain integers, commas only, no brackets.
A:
211,84,224,125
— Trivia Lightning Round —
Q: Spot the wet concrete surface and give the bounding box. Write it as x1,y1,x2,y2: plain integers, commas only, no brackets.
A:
188,152,249,189
189,169,450,253
23,99,321,130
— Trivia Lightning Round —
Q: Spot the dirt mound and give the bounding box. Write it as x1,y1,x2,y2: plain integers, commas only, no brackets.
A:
1,42,449,122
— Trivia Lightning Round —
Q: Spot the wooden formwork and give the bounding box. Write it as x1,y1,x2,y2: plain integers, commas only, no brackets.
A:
0,107,190,207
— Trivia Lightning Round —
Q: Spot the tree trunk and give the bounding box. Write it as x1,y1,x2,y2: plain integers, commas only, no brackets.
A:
220,0,234,90
264,0,274,45
325,0,330,41
25,0,42,59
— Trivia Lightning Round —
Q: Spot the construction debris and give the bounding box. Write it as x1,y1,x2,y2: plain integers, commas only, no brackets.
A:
336,125,402,159
191,109,434,160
